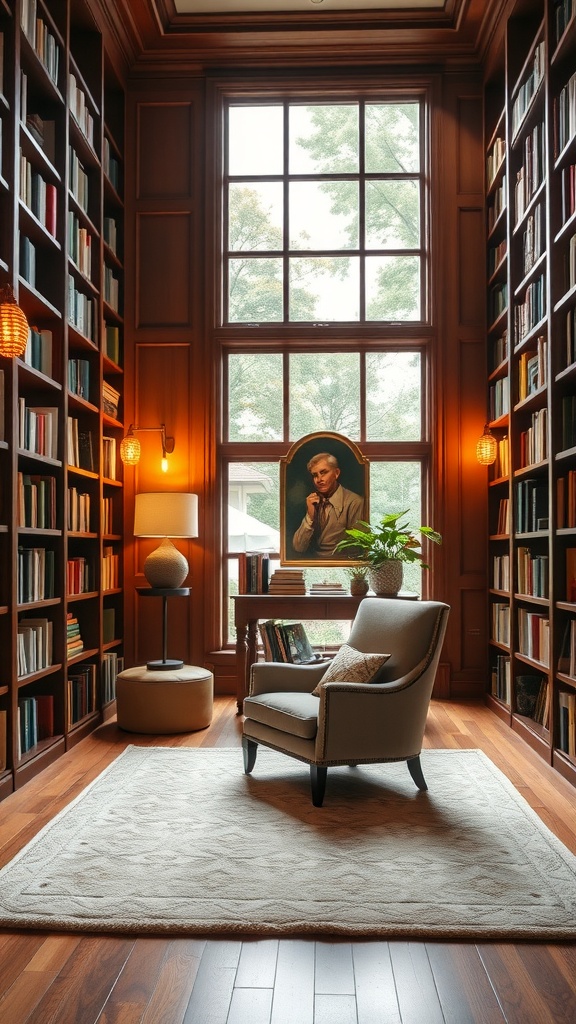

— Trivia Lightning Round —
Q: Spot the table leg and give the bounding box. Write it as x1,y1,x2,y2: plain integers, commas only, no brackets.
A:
235,622,248,714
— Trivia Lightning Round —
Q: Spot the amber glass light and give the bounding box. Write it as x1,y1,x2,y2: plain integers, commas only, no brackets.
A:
476,425,498,466
0,284,29,358
120,433,141,465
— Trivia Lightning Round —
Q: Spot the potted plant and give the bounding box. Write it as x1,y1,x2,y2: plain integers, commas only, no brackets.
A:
344,562,370,596
335,510,442,595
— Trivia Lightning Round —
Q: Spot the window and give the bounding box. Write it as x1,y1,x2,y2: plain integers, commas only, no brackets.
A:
224,99,426,324
217,86,433,647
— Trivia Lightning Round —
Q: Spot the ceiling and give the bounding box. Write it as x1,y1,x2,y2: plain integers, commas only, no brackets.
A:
173,1,446,10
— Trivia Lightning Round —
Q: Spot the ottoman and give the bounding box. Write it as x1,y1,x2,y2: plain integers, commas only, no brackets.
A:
116,664,214,734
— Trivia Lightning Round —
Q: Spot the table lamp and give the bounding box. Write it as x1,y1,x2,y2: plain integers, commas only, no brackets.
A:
134,492,199,588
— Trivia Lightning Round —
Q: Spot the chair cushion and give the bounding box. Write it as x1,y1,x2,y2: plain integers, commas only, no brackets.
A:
311,643,390,695
244,692,319,740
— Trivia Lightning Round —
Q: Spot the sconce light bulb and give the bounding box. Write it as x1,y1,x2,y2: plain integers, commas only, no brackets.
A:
161,455,169,473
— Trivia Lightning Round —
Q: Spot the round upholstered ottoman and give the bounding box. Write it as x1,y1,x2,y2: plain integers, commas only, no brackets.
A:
116,665,214,734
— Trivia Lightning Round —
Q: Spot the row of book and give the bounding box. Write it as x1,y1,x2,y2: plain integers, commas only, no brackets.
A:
238,552,270,594
68,274,96,341
69,146,90,214
513,122,545,225
516,477,547,533
514,273,546,346
69,72,95,148
102,652,123,704
17,472,57,530
517,547,549,598
21,1,60,87
18,693,54,756
517,335,546,401
515,673,549,727
102,546,120,591
19,154,57,236
492,553,510,591
559,691,576,758
555,70,576,157
68,663,97,728
511,40,545,138
20,235,36,289
104,266,120,312
258,620,319,665
518,407,548,469
521,204,545,277
18,545,55,603
24,327,52,377
67,557,94,597
494,497,510,536
491,435,509,480
517,608,549,666
17,616,53,677
104,216,118,255
68,357,91,401
18,400,58,459
68,487,91,533
67,419,96,471
486,135,505,189
68,212,93,279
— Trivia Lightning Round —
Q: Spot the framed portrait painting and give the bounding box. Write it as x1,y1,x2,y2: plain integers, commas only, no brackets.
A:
280,432,370,566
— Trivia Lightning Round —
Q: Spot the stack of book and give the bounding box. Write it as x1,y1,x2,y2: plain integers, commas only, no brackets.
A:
66,611,84,660
68,663,97,727
259,620,321,664
268,568,306,594
102,380,120,419
308,581,345,595
17,616,53,676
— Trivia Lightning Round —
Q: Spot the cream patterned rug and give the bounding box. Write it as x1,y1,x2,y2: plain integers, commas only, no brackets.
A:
1,745,576,938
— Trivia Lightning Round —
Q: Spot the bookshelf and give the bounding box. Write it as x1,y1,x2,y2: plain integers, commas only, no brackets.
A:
0,0,125,801
484,0,576,786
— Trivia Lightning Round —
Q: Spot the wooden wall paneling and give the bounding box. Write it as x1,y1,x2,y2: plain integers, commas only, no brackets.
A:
124,81,209,672
433,75,487,697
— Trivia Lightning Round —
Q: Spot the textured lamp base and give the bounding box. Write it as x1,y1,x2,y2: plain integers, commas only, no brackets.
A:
144,538,188,588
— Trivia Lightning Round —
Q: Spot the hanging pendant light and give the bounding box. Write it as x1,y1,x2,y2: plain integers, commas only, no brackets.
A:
476,424,498,466
119,426,142,466
0,284,29,358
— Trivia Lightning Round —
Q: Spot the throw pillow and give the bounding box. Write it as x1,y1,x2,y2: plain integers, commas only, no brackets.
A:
311,644,390,696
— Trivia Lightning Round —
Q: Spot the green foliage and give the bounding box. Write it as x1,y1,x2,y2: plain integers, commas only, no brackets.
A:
335,510,442,567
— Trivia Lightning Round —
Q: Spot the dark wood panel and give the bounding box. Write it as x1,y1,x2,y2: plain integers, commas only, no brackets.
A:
136,212,192,327
137,102,194,200
458,208,485,325
457,97,484,195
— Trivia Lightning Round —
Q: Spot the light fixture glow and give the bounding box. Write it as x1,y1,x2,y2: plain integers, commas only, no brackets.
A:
0,283,29,358
120,424,175,470
476,424,498,466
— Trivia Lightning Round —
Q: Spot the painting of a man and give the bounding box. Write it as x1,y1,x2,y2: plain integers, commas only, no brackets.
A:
292,451,365,560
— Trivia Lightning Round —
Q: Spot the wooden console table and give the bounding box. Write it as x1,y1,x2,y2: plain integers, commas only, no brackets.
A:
232,592,417,712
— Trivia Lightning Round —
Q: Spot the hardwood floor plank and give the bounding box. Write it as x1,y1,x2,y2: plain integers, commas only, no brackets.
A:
270,939,315,1024
182,940,242,1024
24,936,135,1024
426,942,505,1023
314,993,358,1024
351,941,401,1024
314,941,355,995
0,969,60,1024
96,937,203,1024
136,940,207,1024
235,939,278,988
504,945,576,1023
388,942,445,1024
477,944,567,1024
0,935,47,999
226,987,273,1024
24,935,83,973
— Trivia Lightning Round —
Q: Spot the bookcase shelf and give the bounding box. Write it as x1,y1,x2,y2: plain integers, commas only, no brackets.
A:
0,0,125,798
484,0,576,785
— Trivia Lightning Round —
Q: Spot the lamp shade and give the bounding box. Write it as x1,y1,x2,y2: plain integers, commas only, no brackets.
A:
0,285,29,358
476,425,498,466
134,492,198,538
134,492,199,589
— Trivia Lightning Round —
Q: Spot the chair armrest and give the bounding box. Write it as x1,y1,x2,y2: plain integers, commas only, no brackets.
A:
249,660,329,697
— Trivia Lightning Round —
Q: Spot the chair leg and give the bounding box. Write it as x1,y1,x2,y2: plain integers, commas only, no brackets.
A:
242,736,258,774
310,765,327,807
407,755,427,791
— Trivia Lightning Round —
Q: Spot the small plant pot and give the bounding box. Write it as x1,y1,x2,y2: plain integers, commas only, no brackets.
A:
369,560,403,596
350,578,369,596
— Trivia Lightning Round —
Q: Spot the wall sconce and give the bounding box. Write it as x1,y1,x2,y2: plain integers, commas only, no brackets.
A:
120,424,175,472
476,424,498,466
0,283,29,358
134,492,199,589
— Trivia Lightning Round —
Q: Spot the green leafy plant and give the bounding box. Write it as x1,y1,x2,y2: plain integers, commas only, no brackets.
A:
343,563,370,581
335,510,442,568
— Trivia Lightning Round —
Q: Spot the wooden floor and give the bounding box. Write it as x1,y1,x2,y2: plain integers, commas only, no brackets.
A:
0,697,575,1024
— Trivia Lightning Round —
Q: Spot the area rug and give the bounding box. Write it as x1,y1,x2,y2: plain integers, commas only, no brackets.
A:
1,745,576,939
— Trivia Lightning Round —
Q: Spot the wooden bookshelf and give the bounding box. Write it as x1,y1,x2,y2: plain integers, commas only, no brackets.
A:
0,0,125,801
484,0,576,787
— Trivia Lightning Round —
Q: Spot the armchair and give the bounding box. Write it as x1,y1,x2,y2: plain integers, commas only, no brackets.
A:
242,597,450,806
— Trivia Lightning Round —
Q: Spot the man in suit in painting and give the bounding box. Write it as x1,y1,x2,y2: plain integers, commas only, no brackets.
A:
292,452,364,559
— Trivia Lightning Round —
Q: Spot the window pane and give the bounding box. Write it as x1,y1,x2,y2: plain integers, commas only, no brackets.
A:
369,461,423,594
366,352,422,441
229,106,283,175
228,257,283,322
228,354,284,441
289,104,359,174
229,183,283,251
228,462,280,550
365,103,420,173
365,180,420,249
289,181,358,250
289,353,360,439
365,255,420,321
289,257,359,321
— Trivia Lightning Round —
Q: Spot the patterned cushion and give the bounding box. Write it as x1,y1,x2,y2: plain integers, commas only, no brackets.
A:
311,644,390,696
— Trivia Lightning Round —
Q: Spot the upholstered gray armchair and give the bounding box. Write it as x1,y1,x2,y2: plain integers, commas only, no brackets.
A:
242,597,450,806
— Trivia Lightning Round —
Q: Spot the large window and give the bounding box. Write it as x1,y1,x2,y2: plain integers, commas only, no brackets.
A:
218,87,433,647
224,99,426,324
